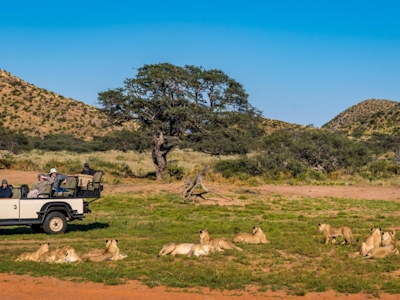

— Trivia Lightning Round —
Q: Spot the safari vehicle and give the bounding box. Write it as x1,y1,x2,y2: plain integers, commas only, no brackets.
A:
0,171,103,234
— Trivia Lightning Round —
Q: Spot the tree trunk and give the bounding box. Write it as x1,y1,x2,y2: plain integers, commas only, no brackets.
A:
152,131,168,180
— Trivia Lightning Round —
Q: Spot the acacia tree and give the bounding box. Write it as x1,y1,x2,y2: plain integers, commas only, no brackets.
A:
0,126,30,157
98,63,263,180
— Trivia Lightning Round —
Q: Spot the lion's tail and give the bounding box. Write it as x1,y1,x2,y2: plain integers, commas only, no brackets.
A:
350,231,358,243
234,245,243,251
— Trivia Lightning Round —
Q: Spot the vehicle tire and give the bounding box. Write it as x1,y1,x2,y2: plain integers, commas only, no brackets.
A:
43,212,68,234
30,224,45,233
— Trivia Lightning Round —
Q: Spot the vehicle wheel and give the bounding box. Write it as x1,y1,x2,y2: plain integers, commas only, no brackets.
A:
30,224,45,233
43,212,68,234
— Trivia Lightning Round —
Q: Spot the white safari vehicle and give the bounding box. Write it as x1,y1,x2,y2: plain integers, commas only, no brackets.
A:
0,172,103,234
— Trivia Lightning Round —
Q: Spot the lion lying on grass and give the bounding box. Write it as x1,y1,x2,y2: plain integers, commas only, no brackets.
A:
158,243,195,256
81,239,127,262
15,243,50,262
363,230,398,259
348,228,382,258
199,229,243,251
317,224,356,245
232,226,269,244
187,244,216,257
39,245,82,263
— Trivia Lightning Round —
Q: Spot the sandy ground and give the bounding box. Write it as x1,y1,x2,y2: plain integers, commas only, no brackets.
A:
1,169,400,300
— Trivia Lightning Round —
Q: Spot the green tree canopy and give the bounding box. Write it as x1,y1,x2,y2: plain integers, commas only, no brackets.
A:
98,63,263,179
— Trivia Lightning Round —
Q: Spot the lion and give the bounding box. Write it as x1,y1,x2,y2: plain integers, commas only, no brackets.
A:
15,243,50,262
359,228,382,256
54,246,82,263
81,239,127,262
158,243,195,256
348,228,382,258
38,246,62,263
363,230,398,259
232,226,270,244
317,223,356,245
187,244,216,257
199,229,243,252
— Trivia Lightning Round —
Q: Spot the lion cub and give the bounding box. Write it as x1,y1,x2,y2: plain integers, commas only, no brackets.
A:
364,230,398,259
158,243,195,256
188,244,216,257
15,243,50,262
232,226,269,244
81,239,127,262
199,229,243,252
317,224,356,245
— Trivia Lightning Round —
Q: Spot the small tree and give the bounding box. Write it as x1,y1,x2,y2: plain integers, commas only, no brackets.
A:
0,126,31,157
98,63,262,180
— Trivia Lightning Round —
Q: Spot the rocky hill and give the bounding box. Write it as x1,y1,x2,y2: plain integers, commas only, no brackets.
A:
0,69,126,140
322,99,400,137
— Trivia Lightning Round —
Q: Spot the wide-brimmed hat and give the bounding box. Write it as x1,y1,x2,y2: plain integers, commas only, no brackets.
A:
49,168,58,174
1,179,7,184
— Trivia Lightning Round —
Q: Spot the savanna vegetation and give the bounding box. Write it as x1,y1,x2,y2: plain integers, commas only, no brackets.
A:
1,191,400,297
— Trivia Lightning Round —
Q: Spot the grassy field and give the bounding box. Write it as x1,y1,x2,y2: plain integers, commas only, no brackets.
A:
0,189,399,297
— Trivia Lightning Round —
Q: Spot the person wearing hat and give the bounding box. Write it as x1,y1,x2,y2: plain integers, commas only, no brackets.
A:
29,173,54,197
0,179,12,198
49,168,68,193
81,163,96,176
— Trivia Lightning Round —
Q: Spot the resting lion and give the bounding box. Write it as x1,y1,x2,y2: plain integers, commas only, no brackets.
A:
187,244,216,257
199,229,243,252
363,230,398,259
39,246,62,263
55,246,82,263
232,226,270,244
158,243,195,256
39,245,82,263
81,239,127,262
348,228,382,258
317,224,356,245
15,243,50,262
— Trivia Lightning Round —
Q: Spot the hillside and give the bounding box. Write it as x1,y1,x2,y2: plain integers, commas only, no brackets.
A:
0,69,303,141
322,98,400,137
0,69,125,140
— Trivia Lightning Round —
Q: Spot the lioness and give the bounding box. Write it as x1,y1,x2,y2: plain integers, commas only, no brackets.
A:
39,246,63,263
364,230,398,259
187,244,216,257
158,243,195,256
317,224,356,245
199,229,243,252
81,239,127,262
348,228,382,258
232,226,270,244
15,243,50,262
359,228,382,256
54,246,82,263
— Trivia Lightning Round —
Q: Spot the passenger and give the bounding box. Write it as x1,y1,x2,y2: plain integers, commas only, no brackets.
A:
81,163,96,176
28,174,54,198
49,168,68,193
0,179,12,198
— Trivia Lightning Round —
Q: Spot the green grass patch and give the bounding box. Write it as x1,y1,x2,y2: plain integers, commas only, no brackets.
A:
1,192,400,296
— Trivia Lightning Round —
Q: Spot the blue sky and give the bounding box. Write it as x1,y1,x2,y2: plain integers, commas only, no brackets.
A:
1,1,399,127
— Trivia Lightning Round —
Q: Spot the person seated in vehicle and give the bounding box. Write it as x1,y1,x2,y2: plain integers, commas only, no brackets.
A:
81,162,96,176
0,179,12,198
49,168,68,194
28,173,54,198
